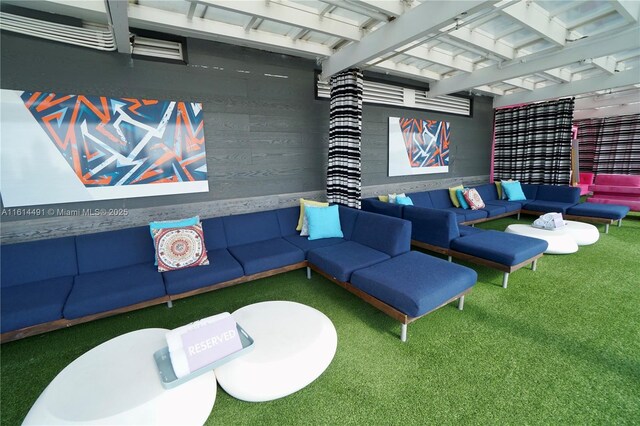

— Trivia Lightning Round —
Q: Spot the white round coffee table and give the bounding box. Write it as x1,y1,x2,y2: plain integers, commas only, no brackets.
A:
23,328,216,425
214,301,337,402
563,220,600,245
505,224,578,254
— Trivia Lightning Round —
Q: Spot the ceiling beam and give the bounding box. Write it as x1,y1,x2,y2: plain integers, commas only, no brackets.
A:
126,4,332,59
104,0,130,54
370,59,441,82
350,0,405,18
589,56,617,74
402,45,474,72
445,27,515,60
574,103,640,120
428,25,640,97
574,90,640,110
611,0,640,23
319,0,389,22
321,0,497,79
493,68,640,108
190,0,363,41
500,1,566,47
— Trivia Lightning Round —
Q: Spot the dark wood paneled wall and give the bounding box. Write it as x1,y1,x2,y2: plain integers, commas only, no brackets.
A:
0,32,494,244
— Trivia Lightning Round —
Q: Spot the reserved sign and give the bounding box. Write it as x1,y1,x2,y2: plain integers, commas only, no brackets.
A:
180,315,243,372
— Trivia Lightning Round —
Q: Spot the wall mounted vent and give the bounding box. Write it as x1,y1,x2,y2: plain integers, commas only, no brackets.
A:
317,76,471,116
131,36,184,62
0,12,115,51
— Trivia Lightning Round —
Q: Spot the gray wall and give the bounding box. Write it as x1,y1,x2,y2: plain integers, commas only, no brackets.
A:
0,32,493,243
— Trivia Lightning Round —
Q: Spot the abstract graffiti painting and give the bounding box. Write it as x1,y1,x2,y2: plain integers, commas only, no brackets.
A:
0,89,208,207
388,116,450,176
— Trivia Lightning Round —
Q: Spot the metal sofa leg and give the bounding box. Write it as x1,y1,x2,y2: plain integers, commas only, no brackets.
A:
517,212,521,220
401,323,407,342
605,224,610,234
531,259,537,271
458,295,465,311
502,272,509,289
618,219,622,227
167,300,173,308
306,266,311,279
447,255,452,262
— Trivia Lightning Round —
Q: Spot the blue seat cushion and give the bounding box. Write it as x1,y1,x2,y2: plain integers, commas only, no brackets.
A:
361,198,403,218
448,208,487,222
350,251,477,318
450,231,548,267
1,237,77,287
428,189,455,209
308,241,390,282
406,192,434,208
1,277,74,333
566,202,630,220
201,217,229,250
223,211,282,246
228,238,305,275
473,184,499,202
484,200,523,213
162,249,244,295
64,264,166,319
283,235,345,255
351,211,411,257
276,206,301,236
459,225,484,236
522,200,576,214
480,204,508,217
76,227,155,274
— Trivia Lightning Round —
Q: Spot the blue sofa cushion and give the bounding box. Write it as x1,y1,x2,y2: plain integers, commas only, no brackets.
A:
162,248,244,295
350,251,477,318
484,200,522,213
520,184,539,200
227,238,305,275
201,217,229,250
361,199,404,218
283,235,345,255
522,200,575,214
428,189,455,209
1,277,74,333
64,264,166,319
276,206,301,236
536,185,580,204
448,208,488,223
350,211,411,257
566,202,630,220
450,231,548,267
406,192,434,208
403,207,459,249
459,225,485,236
480,204,508,217
76,227,155,274
473,184,500,202
308,241,390,282
337,206,359,240
223,211,282,247
1,237,77,287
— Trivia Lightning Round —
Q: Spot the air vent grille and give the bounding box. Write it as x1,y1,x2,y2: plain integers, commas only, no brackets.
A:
317,76,471,116
132,36,184,61
0,12,116,51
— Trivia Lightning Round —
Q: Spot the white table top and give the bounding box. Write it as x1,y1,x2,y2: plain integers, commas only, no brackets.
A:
505,224,579,254
215,301,337,402
23,328,216,425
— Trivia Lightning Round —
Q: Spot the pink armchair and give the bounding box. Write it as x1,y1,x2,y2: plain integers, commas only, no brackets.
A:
588,174,640,211
576,172,594,196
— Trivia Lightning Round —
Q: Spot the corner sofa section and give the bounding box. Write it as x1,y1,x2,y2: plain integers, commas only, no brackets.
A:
1,206,477,343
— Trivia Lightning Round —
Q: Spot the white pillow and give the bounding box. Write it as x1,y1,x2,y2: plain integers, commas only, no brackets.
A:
388,193,406,204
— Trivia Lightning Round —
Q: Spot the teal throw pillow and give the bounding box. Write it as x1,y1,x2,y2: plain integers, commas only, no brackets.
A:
502,181,526,201
456,189,470,209
396,196,414,206
305,205,344,240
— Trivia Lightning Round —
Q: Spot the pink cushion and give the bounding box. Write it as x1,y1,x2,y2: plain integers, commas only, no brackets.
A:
588,185,640,196
593,174,640,187
579,173,594,185
462,188,485,210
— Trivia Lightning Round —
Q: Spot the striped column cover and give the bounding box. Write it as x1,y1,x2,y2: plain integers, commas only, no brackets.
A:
493,98,574,185
574,113,639,174
327,69,363,208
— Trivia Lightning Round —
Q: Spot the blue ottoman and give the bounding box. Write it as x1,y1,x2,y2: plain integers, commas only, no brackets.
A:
565,202,630,233
350,251,477,342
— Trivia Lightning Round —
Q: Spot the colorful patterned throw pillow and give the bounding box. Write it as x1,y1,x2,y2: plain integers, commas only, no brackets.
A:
152,223,209,272
463,188,485,210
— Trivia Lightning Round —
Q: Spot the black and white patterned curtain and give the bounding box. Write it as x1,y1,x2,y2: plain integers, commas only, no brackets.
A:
493,98,575,185
574,113,639,175
327,69,363,208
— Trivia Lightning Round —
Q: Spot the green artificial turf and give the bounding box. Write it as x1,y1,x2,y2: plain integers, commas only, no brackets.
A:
2,213,639,425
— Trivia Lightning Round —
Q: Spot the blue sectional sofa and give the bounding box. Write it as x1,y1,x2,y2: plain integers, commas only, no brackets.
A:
1,206,478,343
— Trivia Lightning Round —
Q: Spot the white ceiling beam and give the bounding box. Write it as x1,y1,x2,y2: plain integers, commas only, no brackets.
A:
321,0,497,79
445,27,515,60
543,68,572,83
565,7,614,31
611,1,640,23
104,0,130,54
575,90,640,110
474,85,505,96
503,77,534,91
190,0,363,41
126,4,332,59
573,103,640,120
589,57,618,75
402,45,474,72
500,1,566,47
319,0,390,22
493,68,640,108
429,26,640,97
244,16,258,32
371,59,441,82
350,0,405,18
